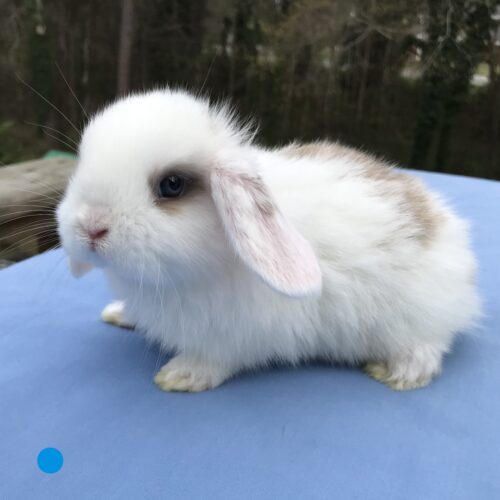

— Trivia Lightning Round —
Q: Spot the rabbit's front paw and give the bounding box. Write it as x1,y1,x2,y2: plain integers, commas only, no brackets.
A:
101,301,135,329
154,355,228,393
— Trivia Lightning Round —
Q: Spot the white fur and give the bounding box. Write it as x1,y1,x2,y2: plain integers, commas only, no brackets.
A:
57,89,480,392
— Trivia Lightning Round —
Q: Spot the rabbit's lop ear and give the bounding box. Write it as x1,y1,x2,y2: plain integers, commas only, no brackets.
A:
68,257,93,278
210,167,322,297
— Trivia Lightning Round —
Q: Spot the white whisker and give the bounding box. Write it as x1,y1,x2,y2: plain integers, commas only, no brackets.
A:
164,269,186,356
8,187,63,204
0,202,57,210
0,222,55,241
42,130,78,154
0,212,55,228
0,231,58,256
25,121,80,148
56,62,89,120
15,73,82,136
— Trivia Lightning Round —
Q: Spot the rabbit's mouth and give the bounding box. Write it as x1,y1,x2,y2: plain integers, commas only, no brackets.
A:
73,226,109,262
64,229,109,269
79,245,107,268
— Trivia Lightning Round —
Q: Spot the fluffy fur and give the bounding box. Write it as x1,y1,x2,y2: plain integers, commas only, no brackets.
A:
57,89,480,392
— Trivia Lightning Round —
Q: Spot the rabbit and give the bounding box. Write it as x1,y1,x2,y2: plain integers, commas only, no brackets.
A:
57,89,480,392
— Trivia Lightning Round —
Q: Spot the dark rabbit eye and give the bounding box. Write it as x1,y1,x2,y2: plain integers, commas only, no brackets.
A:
158,175,185,198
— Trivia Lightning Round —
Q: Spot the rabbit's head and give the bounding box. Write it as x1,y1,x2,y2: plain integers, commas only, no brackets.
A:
57,90,321,296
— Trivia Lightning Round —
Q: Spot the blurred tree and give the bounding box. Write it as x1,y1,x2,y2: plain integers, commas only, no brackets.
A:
27,0,51,125
410,0,494,172
0,0,499,179
117,0,135,95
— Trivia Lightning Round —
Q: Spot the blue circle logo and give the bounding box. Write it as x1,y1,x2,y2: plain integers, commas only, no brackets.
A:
37,448,64,474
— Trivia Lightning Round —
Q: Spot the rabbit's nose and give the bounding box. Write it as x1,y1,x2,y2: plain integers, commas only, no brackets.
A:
87,227,108,242
77,205,110,244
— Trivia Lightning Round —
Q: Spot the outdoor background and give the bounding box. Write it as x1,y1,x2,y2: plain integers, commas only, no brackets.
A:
1,0,499,179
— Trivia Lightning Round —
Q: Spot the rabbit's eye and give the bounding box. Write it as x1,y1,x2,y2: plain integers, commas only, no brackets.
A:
158,175,186,198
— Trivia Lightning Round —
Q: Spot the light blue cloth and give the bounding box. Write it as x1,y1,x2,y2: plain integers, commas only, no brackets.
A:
1,171,499,499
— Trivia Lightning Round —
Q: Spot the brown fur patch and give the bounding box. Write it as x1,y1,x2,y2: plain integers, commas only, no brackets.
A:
238,173,276,217
156,186,205,214
280,141,443,244
210,167,321,295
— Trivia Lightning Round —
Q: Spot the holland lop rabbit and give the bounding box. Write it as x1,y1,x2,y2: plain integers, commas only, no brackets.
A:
57,90,480,392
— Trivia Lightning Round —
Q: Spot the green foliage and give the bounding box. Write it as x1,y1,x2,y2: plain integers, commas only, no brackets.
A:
26,0,52,125
0,0,499,178
410,0,496,170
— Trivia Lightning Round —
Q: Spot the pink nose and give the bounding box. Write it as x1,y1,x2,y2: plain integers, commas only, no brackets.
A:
87,227,109,241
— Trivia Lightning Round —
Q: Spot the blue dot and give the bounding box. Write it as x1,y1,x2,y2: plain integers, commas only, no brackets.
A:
37,448,63,474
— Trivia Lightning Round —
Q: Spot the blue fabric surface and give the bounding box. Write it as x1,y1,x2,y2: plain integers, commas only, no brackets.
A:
1,171,499,500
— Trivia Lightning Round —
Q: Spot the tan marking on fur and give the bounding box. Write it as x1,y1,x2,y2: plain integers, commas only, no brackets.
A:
280,141,382,170
239,173,276,217
163,204,181,214
211,167,321,294
280,141,444,244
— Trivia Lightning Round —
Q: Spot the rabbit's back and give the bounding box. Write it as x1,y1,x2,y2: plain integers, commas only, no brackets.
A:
256,143,479,360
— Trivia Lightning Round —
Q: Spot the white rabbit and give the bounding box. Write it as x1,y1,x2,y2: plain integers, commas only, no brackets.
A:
57,89,480,392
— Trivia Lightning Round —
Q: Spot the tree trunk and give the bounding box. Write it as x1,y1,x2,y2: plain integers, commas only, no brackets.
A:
356,34,372,123
117,0,135,96
488,30,500,175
